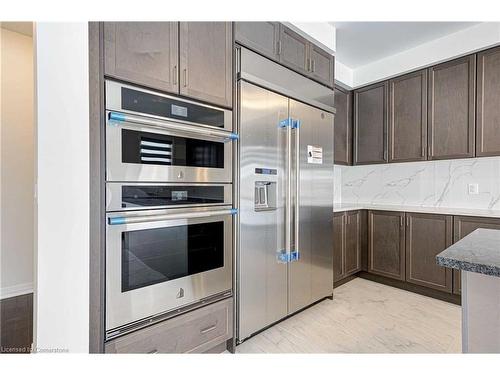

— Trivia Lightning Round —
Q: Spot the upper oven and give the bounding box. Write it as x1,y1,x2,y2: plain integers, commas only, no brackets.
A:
105,80,236,183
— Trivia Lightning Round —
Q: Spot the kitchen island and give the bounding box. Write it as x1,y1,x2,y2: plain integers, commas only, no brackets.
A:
436,229,500,353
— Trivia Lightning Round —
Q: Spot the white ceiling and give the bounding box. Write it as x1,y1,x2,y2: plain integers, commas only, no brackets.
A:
0,22,33,37
331,22,481,68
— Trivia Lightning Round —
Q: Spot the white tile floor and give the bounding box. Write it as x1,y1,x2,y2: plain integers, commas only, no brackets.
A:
236,278,461,353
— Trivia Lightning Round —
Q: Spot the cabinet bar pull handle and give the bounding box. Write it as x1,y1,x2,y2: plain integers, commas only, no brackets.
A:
428,145,432,158
400,216,404,227
311,59,316,73
277,40,282,55
200,323,217,334
406,216,409,226
173,65,178,86
183,68,188,87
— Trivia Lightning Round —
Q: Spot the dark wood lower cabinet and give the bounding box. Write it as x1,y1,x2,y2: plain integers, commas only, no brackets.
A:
333,212,345,283
334,209,500,304
368,210,406,281
345,211,362,275
333,211,364,285
405,213,453,293
452,215,500,295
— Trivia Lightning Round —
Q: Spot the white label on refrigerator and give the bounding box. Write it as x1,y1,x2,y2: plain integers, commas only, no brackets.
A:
307,145,323,164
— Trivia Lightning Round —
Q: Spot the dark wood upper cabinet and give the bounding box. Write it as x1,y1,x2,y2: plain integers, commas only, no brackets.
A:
345,211,362,275
428,55,476,160
179,22,233,108
308,44,335,88
278,25,309,77
476,46,500,157
368,210,405,281
334,86,352,165
452,215,500,295
104,22,179,95
405,213,452,293
354,81,389,165
234,22,280,62
389,70,428,163
333,212,345,283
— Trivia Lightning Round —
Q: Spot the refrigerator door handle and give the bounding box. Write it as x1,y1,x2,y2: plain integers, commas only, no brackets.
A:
293,120,301,261
285,121,292,261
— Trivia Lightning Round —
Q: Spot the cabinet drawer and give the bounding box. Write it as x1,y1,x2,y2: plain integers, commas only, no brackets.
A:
105,298,233,354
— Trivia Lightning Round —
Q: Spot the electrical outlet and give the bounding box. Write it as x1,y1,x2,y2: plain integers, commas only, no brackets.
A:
468,183,479,195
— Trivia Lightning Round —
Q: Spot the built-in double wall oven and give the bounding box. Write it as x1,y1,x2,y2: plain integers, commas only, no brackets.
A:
105,81,236,339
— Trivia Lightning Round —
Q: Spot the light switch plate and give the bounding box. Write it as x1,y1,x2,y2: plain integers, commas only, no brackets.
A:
468,183,479,195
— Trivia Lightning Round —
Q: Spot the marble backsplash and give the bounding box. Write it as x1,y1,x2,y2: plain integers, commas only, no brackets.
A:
334,157,500,210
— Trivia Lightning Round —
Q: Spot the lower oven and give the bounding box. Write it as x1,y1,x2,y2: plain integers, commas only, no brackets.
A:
105,205,234,338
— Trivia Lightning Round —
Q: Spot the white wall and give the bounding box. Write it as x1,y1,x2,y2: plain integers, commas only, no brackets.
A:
334,60,353,88
352,22,500,87
288,22,336,53
34,22,89,353
0,27,34,300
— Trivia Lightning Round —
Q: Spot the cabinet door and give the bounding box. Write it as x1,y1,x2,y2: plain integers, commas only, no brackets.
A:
179,22,232,108
354,82,389,165
389,70,428,162
428,55,476,160
453,215,500,295
333,212,345,283
476,46,500,157
405,213,453,292
308,44,335,88
334,86,352,165
234,22,280,62
345,211,361,275
278,25,309,76
104,22,179,94
368,211,405,280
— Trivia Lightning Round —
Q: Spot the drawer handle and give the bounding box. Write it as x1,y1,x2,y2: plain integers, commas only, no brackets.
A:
200,322,218,334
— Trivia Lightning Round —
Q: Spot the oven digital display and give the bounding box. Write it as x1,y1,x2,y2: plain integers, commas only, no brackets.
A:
172,191,188,201
171,104,188,117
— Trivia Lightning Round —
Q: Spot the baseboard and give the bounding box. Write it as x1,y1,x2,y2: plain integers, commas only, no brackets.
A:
358,272,461,305
0,282,33,300
333,274,358,289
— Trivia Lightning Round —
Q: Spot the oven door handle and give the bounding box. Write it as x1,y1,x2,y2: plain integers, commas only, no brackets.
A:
108,208,238,225
108,111,239,141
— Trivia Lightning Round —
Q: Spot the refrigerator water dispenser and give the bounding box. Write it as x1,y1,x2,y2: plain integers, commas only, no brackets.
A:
254,181,277,211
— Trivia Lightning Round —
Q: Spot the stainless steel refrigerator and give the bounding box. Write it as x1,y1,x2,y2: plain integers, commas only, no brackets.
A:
236,47,335,342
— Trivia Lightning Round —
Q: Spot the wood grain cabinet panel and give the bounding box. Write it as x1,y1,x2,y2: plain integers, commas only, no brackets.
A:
105,298,233,353
354,82,389,165
405,213,453,293
345,211,362,275
476,46,500,157
334,86,352,165
104,22,179,95
308,44,335,88
428,55,476,160
368,210,405,281
179,22,232,108
452,216,500,295
333,212,345,283
234,22,280,62
389,70,428,162
278,25,309,76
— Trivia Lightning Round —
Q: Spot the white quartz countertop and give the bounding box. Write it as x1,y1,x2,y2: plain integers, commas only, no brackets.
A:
333,202,500,218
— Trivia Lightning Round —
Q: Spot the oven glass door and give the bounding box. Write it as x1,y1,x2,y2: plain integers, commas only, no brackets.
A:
121,221,224,292
106,114,232,183
106,207,233,332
